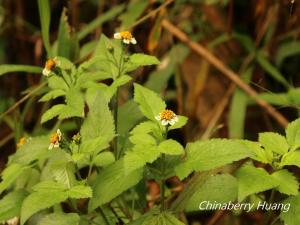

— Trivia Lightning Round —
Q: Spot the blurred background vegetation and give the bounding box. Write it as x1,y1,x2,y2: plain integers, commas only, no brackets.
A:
0,0,300,224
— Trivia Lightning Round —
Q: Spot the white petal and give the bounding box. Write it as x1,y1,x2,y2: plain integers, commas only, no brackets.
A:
155,115,161,121
131,38,137,44
48,143,54,150
161,120,168,126
114,33,121,39
123,39,130,44
174,116,179,122
57,129,62,137
42,68,50,76
53,142,60,148
169,119,176,125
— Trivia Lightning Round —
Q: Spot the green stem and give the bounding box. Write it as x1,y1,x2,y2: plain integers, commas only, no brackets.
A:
160,126,169,212
264,189,276,225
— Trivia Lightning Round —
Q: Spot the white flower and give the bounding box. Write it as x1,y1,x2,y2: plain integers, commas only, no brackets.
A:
6,217,19,225
113,31,137,45
155,109,179,126
48,129,62,150
42,57,59,76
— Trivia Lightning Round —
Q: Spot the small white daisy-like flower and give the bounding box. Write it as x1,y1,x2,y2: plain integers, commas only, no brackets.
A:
155,109,179,126
113,31,137,45
48,129,62,150
42,57,59,76
6,217,19,225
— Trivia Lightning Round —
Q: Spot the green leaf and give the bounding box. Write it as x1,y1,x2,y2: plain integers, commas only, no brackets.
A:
238,140,272,164
67,185,92,199
286,118,300,150
57,8,79,61
185,174,238,212
37,213,80,225
124,145,161,173
275,41,300,66
158,139,184,155
280,151,300,168
175,139,254,179
119,0,148,29
78,5,125,40
32,181,66,192
81,92,114,141
133,83,166,121
89,159,143,211
0,164,28,194
93,152,115,167
130,212,184,225
21,190,68,225
271,169,299,195
41,104,65,123
259,132,289,155
129,133,156,146
0,65,42,77
130,121,158,135
59,88,84,119
0,190,28,222
229,67,252,138
256,51,289,88
169,116,188,130
254,92,291,106
124,54,160,73
37,0,52,57
79,136,111,154
236,163,278,202
39,89,66,102
9,136,50,165
280,194,300,225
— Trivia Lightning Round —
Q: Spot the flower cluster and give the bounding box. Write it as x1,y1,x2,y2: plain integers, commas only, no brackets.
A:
42,57,60,76
114,31,137,45
155,109,178,126
48,129,62,150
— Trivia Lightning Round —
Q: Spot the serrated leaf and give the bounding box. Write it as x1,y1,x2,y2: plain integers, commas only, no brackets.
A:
81,92,114,142
259,132,289,155
271,169,299,195
37,213,80,225
21,191,68,224
57,8,79,61
31,181,66,192
280,151,300,168
236,163,278,202
185,174,238,212
89,159,143,211
286,118,300,150
0,190,28,222
0,164,28,194
130,212,184,225
129,133,156,146
124,145,161,173
59,88,84,119
158,139,184,155
175,139,254,179
280,194,300,225
39,89,66,102
67,185,92,199
9,136,50,165
133,83,166,121
124,54,160,73
41,104,65,123
238,140,272,164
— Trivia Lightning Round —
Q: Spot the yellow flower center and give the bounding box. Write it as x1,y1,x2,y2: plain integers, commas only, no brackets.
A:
45,59,56,70
160,109,176,121
120,31,133,40
50,133,60,144
17,137,26,148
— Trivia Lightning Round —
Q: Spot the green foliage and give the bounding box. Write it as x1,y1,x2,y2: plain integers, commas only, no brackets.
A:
0,64,42,76
286,118,300,149
175,139,254,179
37,0,52,57
37,213,80,225
236,163,277,202
0,190,28,222
259,132,289,155
157,139,184,155
89,159,143,211
134,83,166,121
280,194,300,225
185,174,237,212
271,169,299,195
